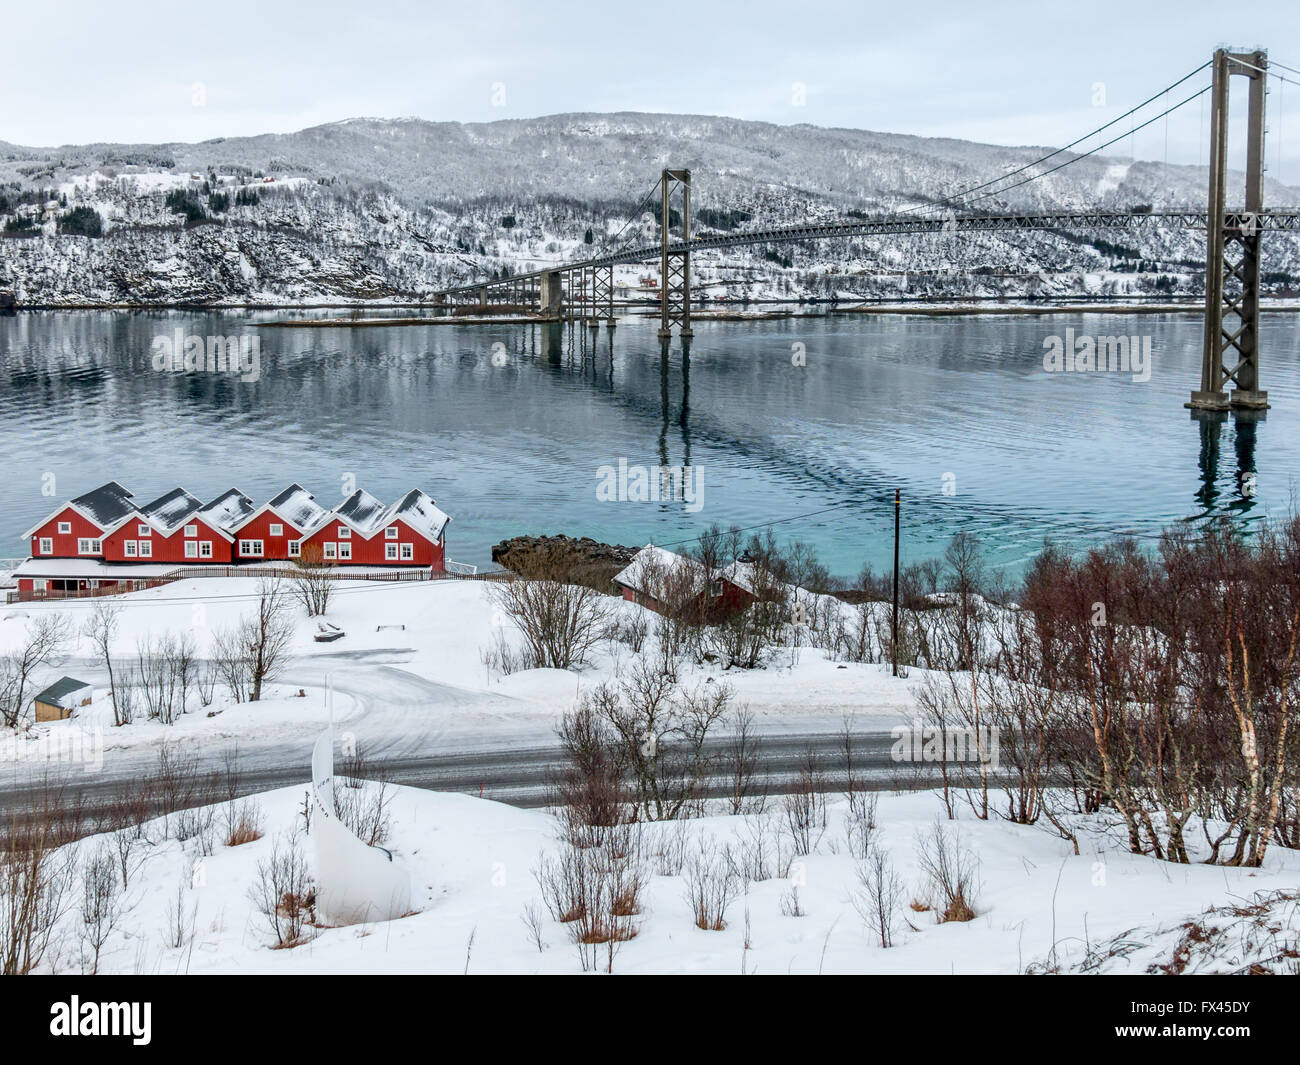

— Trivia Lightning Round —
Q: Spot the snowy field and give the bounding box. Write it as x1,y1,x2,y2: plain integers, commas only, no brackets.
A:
0,577,919,763
33,782,1300,975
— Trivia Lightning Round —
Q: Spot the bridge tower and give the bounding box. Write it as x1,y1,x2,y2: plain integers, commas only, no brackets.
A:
1188,48,1270,412
658,169,693,339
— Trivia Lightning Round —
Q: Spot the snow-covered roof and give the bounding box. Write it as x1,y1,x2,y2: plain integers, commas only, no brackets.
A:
11,558,184,579
613,545,709,597
138,487,204,535
265,483,329,533
384,489,450,541
332,489,390,536
197,488,256,534
69,482,136,527
33,677,94,709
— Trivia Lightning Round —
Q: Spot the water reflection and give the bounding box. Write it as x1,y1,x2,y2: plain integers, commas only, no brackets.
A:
1192,410,1262,519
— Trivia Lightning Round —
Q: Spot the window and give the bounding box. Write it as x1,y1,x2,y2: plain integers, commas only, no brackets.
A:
385,527,398,540
38,538,53,555
269,523,283,538
199,541,213,559
57,521,71,535
288,541,301,557
400,543,413,561
337,526,351,539
239,539,264,558
385,543,398,560
124,541,138,558
184,524,198,538
184,541,198,559
138,540,152,558
77,538,101,554
710,580,724,598
338,543,352,560
138,524,151,537
323,543,337,560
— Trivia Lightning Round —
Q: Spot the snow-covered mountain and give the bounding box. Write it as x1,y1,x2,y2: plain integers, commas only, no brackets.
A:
1,113,1298,305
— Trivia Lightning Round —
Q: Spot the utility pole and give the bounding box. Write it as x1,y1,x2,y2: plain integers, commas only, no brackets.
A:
891,488,900,678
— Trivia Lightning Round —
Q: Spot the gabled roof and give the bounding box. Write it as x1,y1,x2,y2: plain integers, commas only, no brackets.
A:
34,676,94,708
197,489,256,535
262,483,329,534
382,489,450,542
138,487,205,535
331,489,390,537
613,545,710,598
71,482,136,527
21,482,138,539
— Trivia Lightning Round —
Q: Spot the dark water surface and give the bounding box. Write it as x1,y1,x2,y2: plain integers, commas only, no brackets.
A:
1,309,1297,576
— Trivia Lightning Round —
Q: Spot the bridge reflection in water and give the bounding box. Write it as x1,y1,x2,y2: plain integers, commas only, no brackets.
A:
1193,410,1261,520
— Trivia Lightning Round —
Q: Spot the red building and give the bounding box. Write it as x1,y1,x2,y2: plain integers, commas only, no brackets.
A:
10,480,452,600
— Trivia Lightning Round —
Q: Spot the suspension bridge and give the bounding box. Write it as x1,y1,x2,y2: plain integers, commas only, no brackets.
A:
434,49,1300,413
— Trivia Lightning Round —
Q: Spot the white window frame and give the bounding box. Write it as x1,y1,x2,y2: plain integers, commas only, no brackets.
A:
138,540,152,558
338,542,352,560
77,538,101,555
337,525,351,539
400,543,413,561
288,540,301,557
385,527,399,540
57,521,71,534
137,524,151,537
269,523,284,537
184,541,198,559
323,543,337,560
38,537,53,555
199,541,213,559
184,524,198,538
239,539,264,558
385,543,398,560
124,540,138,558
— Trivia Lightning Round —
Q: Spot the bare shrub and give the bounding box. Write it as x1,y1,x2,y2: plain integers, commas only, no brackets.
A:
223,798,264,847
782,749,828,856
164,880,196,950
489,570,613,671
249,829,314,948
683,836,740,931
0,796,77,974
291,542,337,617
521,902,546,952
79,845,122,973
723,706,766,815
844,789,879,860
732,810,793,883
915,819,980,922
853,847,904,947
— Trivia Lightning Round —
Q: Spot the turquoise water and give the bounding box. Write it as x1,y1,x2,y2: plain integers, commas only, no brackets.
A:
1,309,1297,578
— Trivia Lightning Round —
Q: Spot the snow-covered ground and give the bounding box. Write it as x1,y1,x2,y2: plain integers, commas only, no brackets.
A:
0,577,918,765
35,782,1300,975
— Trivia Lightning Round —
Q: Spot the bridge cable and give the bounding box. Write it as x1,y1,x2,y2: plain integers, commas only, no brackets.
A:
941,83,1212,212
896,61,1211,217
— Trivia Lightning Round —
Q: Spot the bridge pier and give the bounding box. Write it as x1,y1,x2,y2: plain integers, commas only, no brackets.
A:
1189,48,1270,413
658,169,693,339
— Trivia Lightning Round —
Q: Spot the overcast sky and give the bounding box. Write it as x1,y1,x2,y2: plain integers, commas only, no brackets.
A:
4,0,1298,179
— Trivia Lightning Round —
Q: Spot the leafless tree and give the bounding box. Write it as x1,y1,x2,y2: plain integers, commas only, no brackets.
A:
0,613,71,727
79,845,122,974
82,600,124,726
290,543,337,617
489,568,613,671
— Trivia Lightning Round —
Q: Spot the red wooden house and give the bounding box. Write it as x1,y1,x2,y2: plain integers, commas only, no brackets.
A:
11,480,452,600
101,488,236,564
612,545,756,616
301,488,449,568
230,484,329,562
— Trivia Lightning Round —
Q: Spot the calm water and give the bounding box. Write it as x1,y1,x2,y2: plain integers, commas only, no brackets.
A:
1,309,1298,577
